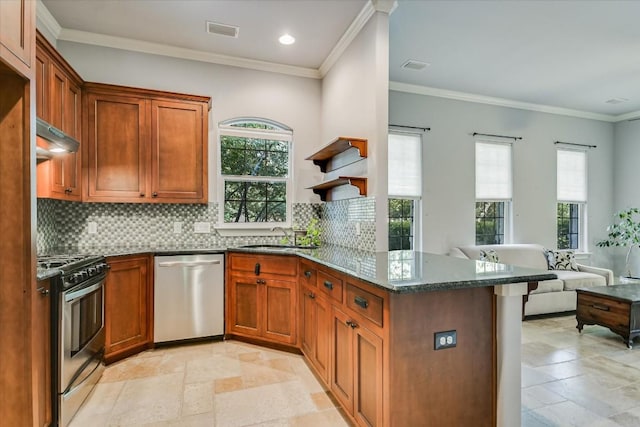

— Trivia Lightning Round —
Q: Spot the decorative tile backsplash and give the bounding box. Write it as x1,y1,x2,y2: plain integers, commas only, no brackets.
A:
36,197,376,252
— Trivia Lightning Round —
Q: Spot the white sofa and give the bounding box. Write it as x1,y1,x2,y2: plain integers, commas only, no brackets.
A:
449,243,614,317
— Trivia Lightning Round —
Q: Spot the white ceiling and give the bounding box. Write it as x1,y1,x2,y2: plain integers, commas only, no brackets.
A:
40,0,640,120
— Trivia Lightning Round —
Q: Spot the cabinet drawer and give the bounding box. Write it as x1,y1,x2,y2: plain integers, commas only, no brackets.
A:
299,260,317,287
577,294,630,329
229,253,297,276
317,270,343,302
346,283,384,327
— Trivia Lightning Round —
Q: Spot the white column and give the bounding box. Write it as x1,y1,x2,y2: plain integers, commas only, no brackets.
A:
494,283,528,427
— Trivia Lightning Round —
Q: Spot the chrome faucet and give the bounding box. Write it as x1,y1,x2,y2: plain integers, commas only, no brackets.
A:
271,226,293,245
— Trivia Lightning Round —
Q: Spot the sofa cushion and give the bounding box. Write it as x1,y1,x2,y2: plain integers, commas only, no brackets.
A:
479,249,499,263
553,270,606,291
544,249,579,271
529,279,564,294
455,244,549,270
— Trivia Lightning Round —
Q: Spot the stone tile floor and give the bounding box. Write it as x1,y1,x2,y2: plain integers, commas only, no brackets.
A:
71,314,640,426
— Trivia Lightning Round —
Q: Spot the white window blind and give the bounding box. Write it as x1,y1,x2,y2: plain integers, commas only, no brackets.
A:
557,149,587,202
388,133,422,197
475,142,512,200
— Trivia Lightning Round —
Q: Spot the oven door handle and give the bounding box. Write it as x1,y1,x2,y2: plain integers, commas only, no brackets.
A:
64,282,103,303
157,260,221,268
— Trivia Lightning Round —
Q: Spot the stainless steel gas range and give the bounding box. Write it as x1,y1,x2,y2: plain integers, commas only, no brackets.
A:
38,254,109,427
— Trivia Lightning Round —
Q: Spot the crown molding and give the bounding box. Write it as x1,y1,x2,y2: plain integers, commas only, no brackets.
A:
390,81,619,123
57,28,321,79
612,110,640,123
36,0,61,39
319,1,376,77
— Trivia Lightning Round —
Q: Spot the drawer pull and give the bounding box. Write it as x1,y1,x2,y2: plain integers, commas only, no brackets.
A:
354,296,369,309
304,270,312,278
346,320,358,329
592,303,610,311
254,263,261,276
324,281,334,290
309,292,316,299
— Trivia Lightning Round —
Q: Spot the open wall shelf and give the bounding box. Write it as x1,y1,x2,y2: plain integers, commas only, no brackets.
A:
305,137,368,172
307,177,367,201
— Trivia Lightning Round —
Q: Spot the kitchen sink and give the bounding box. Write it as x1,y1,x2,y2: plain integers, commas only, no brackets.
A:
238,244,318,251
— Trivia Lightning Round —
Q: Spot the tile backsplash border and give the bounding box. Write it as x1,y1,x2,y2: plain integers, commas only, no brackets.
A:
36,197,376,253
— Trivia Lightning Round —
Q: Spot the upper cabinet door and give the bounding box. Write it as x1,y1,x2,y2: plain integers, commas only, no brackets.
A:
35,45,50,121
0,0,34,78
85,92,150,201
150,100,207,202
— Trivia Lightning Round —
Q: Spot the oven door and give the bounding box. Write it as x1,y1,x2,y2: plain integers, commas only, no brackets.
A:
60,273,106,393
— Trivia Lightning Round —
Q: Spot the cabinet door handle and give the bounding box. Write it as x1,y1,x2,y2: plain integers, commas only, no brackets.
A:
592,303,610,311
140,193,145,197
152,192,158,197
36,287,49,296
323,281,333,290
346,320,358,329
254,263,261,276
256,279,266,285
304,271,312,278
354,296,369,309
309,292,316,299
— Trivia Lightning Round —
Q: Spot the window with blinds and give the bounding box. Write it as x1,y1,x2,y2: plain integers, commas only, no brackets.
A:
388,132,422,250
557,149,587,250
475,141,512,245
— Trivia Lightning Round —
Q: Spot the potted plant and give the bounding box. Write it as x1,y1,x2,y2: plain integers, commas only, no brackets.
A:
596,207,640,278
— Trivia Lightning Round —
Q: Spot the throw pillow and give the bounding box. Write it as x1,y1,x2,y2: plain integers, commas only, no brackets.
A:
479,249,499,263
544,248,579,271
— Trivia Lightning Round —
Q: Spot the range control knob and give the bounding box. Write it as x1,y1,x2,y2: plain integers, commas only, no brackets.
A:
87,267,97,276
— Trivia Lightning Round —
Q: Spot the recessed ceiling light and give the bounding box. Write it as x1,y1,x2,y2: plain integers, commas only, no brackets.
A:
401,60,430,71
279,34,295,45
206,21,239,38
605,97,629,105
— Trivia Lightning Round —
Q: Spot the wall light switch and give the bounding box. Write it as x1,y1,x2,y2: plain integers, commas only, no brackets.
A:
194,222,211,233
173,222,183,234
88,222,98,234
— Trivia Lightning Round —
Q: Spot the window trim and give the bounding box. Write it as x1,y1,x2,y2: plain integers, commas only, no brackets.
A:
217,118,293,229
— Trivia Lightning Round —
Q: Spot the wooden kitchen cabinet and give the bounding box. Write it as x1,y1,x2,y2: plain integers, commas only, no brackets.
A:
299,261,331,383
84,83,210,203
104,254,153,364
32,279,52,427
0,0,34,78
226,253,298,346
36,32,83,201
331,304,383,427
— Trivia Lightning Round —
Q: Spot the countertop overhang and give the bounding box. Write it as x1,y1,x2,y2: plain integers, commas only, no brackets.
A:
38,244,556,293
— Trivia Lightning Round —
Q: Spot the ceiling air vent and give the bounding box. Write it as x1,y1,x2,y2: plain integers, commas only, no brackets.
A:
401,60,430,71
206,21,239,38
605,97,629,105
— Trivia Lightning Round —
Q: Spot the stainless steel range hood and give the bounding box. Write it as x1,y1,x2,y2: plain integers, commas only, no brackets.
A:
36,117,80,158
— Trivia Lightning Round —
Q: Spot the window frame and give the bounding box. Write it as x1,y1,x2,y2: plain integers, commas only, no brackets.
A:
475,140,513,244
556,148,588,252
388,197,418,251
388,130,423,251
217,118,293,229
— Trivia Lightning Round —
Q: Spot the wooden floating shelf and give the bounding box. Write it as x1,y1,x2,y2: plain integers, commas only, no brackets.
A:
305,137,368,172
307,176,367,201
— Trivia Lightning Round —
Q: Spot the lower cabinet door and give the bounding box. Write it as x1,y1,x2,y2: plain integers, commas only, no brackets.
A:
105,255,151,362
227,276,261,338
263,279,297,345
353,324,383,427
331,306,354,414
301,286,330,383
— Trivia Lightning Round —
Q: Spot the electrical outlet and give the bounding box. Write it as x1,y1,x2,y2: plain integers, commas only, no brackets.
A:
434,330,457,350
194,222,211,233
88,222,98,234
173,222,183,234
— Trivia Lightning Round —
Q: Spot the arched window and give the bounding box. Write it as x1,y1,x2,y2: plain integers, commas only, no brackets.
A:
218,117,292,226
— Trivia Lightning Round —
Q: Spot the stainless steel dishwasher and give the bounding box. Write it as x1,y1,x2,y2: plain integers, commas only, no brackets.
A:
154,254,224,343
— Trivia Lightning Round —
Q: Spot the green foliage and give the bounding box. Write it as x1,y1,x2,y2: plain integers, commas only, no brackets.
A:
597,208,640,277
475,202,504,245
296,218,322,247
388,199,413,250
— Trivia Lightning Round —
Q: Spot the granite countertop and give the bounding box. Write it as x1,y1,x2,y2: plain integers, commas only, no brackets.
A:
38,244,556,293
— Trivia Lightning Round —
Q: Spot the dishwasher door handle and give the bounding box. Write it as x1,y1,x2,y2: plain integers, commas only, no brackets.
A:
157,260,222,268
